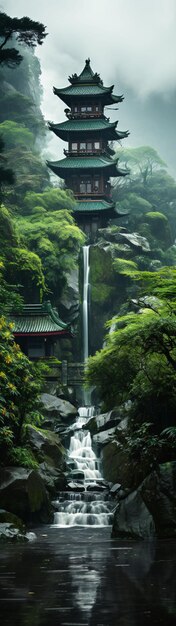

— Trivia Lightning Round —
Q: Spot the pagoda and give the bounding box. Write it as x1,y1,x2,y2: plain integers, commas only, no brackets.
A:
47,59,129,236
13,301,71,359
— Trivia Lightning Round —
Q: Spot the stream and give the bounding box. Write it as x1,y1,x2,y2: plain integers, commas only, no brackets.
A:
0,530,176,625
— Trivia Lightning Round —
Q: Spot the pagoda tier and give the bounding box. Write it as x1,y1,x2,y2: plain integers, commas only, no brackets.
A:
47,59,129,229
47,155,127,178
49,119,129,142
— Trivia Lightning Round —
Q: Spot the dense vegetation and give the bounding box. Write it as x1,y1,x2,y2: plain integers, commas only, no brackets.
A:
0,11,84,468
86,146,176,469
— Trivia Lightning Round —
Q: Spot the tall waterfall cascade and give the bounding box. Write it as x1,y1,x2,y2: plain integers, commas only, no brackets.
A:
53,246,113,527
83,245,90,363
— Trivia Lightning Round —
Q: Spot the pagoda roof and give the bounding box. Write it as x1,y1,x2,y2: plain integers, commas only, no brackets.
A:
49,119,129,141
53,59,123,106
13,302,70,337
74,200,128,216
47,155,128,178
74,200,115,213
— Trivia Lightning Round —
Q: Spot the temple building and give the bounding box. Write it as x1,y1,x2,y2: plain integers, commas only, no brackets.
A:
13,301,71,359
47,58,129,237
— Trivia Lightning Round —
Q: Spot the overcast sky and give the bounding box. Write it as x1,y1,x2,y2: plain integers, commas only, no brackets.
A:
2,0,176,174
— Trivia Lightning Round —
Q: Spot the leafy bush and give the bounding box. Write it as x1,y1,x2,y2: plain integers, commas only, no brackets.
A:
0,316,45,465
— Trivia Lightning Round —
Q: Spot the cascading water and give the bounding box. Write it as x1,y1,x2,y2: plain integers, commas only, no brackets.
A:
83,245,90,363
53,407,114,527
53,246,113,527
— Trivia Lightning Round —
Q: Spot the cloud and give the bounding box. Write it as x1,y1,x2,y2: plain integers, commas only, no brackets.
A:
3,0,176,104
3,0,176,172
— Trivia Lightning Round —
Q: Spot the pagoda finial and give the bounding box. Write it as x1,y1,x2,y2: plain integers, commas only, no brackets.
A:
85,58,90,66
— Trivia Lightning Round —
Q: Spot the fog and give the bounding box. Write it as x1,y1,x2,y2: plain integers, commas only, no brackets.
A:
2,0,176,174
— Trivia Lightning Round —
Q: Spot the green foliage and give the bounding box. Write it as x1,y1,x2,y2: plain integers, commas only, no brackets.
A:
0,316,45,465
86,288,176,428
0,120,34,149
9,446,39,468
125,422,176,476
0,121,49,198
113,258,138,273
16,208,85,296
0,12,46,67
24,187,76,214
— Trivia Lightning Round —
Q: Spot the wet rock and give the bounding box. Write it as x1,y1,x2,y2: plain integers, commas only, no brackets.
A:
119,231,150,252
0,467,53,524
69,469,85,480
38,462,66,495
93,427,116,447
101,439,133,487
40,393,77,424
86,481,107,491
0,523,28,542
0,509,25,532
140,462,176,538
112,462,176,539
112,490,156,539
86,410,123,435
110,482,122,495
26,425,66,470
67,481,85,492
60,268,79,322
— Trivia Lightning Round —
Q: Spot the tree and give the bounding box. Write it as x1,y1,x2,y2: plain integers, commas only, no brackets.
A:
0,121,50,199
0,12,47,67
0,316,45,466
16,206,85,300
0,135,14,195
86,267,176,428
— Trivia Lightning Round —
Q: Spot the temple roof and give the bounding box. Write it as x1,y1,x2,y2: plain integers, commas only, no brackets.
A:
74,200,115,213
53,59,123,106
13,302,70,336
47,155,128,178
49,119,129,141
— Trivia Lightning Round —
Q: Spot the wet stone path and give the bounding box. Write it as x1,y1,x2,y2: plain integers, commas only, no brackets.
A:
0,527,176,626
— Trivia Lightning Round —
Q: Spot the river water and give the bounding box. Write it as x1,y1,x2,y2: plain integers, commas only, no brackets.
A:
0,528,176,625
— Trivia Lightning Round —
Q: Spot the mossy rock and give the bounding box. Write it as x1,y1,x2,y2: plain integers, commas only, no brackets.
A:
0,467,53,523
145,212,171,245
0,509,25,532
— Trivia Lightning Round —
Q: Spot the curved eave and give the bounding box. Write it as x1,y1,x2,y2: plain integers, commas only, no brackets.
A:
14,330,70,337
47,157,127,178
74,200,115,213
53,86,124,106
49,124,129,143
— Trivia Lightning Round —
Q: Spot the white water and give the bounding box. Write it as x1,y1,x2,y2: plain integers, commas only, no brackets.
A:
53,407,113,527
83,245,90,363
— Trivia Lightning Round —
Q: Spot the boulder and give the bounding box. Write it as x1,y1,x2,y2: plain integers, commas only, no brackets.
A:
140,462,176,538
112,462,176,539
93,427,116,447
40,393,77,425
101,439,134,487
86,409,123,435
60,268,79,322
0,467,53,523
26,425,66,470
0,509,25,531
67,481,85,492
112,490,156,539
38,462,67,495
0,523,28,542
119,231,150,252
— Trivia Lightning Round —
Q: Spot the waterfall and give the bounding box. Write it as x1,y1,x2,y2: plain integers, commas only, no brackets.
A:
52,245,113,527
53,407,114,527
83,245,90,363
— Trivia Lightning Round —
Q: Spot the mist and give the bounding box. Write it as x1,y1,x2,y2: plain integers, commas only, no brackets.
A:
3,0,176,173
